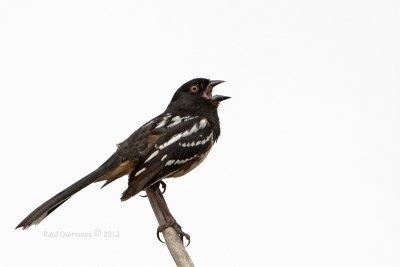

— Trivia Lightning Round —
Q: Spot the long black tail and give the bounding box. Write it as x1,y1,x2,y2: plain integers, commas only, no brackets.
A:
16,153,127,229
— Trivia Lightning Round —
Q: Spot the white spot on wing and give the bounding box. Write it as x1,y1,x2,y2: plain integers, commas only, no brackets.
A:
180,133,214,148
159,133,183,149
199,118,208,129
205,133,213,143
135,168,146,176
173,155,197,165
166,160,175,166
167,116,182,128
182,123,199,138
166,115,198,128
144,150,159,163
155,114,171,129
182,116,196,120
161,155,167,161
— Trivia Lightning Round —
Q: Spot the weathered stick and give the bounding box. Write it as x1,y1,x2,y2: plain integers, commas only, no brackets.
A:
146,188,194,267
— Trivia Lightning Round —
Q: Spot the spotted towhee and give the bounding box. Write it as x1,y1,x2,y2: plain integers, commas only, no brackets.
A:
16,78,229,231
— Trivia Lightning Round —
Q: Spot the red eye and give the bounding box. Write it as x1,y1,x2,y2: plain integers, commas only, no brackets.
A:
190,85,199,93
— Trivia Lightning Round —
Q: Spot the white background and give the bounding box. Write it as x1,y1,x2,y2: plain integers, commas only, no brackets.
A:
1,0,399,266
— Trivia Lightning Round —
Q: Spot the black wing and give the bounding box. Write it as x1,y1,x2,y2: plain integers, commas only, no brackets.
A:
121,115,214,200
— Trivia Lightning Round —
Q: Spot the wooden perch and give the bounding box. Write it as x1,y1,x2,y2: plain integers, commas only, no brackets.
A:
146,187,194,267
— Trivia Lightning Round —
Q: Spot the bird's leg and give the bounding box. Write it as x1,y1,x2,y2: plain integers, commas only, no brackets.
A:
139,181,167,197
148,185,191,246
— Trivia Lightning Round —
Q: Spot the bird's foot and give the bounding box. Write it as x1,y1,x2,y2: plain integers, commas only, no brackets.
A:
157,218,191,247
140,181,167,197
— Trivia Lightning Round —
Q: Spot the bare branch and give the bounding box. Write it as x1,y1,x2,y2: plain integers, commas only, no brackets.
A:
146,188,194,267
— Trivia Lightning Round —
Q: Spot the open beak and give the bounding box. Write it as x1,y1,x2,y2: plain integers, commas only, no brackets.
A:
203,80,230,102
212,94,231,102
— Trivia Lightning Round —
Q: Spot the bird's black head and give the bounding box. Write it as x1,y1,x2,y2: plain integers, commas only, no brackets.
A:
167,78,229,112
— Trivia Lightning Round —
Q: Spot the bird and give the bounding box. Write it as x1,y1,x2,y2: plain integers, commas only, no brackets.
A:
16,78,230,240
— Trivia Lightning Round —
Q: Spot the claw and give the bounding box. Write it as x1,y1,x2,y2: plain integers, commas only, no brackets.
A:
156,227,166,243
174,223,190,247
180,231,191,247
140,181,167,197
159,181,167,195
156,219,191,246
